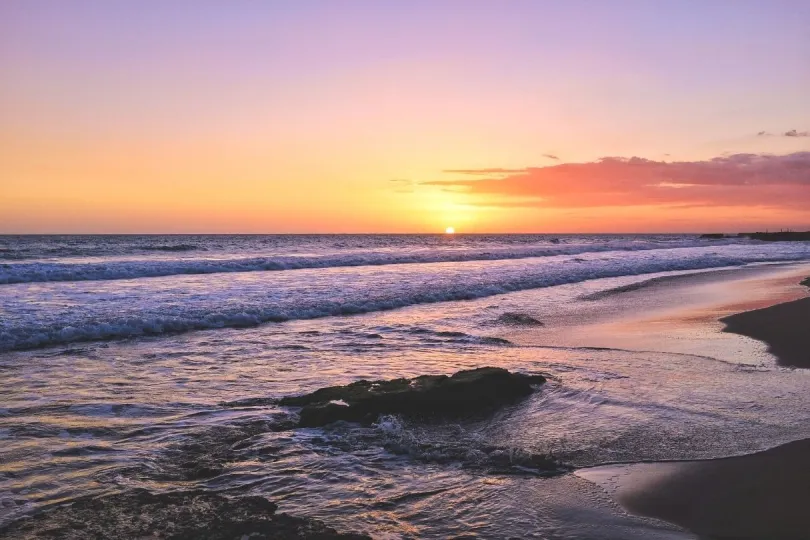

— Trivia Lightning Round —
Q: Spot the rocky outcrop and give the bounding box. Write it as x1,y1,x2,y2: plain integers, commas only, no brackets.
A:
0,489,369,540
280,367,546,428
495,312,544,326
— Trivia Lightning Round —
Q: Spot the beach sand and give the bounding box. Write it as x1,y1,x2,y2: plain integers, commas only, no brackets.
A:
579,439,810,539
508,262,810,366
722,296,810,368
576,271,810,539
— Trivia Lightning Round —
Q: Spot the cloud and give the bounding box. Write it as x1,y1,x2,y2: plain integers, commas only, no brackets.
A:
756,129,809,137
423,152,810,210
543,154,560,160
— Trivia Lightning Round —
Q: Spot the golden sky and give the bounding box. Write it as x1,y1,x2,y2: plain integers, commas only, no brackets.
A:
2,1,809,233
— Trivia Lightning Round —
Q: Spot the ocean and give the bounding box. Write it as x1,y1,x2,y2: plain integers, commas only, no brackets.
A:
2,234,810,538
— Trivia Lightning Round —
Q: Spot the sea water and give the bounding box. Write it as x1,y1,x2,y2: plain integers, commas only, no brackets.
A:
2,234,809,538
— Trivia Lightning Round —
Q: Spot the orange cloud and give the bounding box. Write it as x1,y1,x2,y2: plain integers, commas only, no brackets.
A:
424,152,810,210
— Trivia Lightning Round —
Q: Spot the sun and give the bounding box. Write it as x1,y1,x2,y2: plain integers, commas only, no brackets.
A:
445,227,455,234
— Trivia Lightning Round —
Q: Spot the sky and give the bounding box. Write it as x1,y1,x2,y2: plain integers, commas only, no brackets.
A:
1,0,809,233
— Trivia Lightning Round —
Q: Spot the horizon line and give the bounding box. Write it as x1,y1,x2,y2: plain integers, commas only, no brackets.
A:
1,230,801,236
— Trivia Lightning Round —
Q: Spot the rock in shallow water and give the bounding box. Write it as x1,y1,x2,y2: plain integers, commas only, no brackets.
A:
495,312,544,326
280,367,546,428
0,489,370,540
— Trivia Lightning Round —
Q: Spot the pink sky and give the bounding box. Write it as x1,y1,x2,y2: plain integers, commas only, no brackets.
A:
1,1,809,233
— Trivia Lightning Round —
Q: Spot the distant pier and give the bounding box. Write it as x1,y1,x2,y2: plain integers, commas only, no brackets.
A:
700,231,810,241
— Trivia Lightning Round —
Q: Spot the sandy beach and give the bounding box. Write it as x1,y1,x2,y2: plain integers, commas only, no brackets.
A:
722,295,810,368
580,438,810,539
578,272,810,539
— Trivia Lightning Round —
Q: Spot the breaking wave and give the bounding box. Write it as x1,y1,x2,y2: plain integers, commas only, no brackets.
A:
2,242,810,352
0,238,752,284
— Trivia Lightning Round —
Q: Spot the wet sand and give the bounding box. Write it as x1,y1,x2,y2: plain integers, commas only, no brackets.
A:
508,262,810,366
722,296,810,368
577,272,810,539
579,438,810,539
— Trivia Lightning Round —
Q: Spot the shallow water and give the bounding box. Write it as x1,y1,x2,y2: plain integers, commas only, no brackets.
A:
2,234,810,538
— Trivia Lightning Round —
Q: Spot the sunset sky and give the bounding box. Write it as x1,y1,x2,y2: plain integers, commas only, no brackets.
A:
2,1,809,233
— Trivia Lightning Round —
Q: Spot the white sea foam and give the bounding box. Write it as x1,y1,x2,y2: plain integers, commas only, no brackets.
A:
1,242,809,352
0,237,751,284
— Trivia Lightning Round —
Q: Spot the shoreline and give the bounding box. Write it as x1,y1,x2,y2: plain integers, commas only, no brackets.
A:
508,262,810,367
721,294,810,369
579,274,810,538
579,437,810,539
578,264,791,301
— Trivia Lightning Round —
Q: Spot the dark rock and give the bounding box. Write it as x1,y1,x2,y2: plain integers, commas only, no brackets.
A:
478,336,514,346
801,277,810,289
699,233,727,239
495,312,544,326
0,489,369,540
280,367,546,427
219,396,279,407
435,331,469,337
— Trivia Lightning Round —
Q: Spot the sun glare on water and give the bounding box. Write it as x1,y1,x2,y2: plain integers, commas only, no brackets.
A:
445,227,455,234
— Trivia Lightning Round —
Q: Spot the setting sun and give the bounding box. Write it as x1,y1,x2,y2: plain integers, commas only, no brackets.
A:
445,227,455,234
